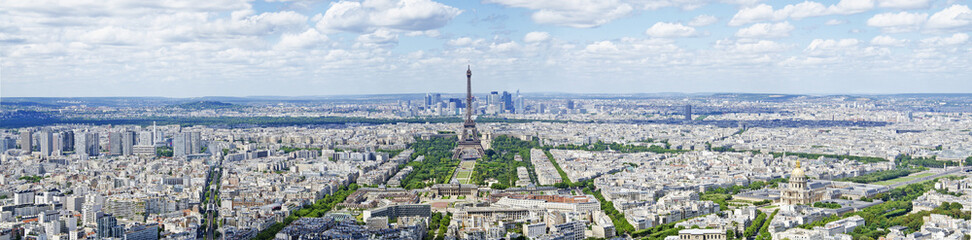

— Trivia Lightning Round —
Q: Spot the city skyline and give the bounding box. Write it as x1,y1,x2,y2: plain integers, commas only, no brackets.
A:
2,0,971,97
2,93,970,240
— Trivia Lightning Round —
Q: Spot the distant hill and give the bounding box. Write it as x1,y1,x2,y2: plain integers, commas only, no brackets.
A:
0,101,62,108
172,101,246,110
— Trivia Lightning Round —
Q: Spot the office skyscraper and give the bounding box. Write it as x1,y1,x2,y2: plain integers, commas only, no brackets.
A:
62,130,74,152
448,98,464,110
0,137,15,153
486,91,501,114
109,132,123,156
502,91,513,112
684,105,692,121
173,132,201,157
39,130,53,156
190,132,201,153
513,90,526,114
122,131,135,156
138,131,153,146
566,100,575,110
173,133,187,157
153,121,161,143
75,131,100,159
53,132,64,156
105,130,137,156
20,130,32,153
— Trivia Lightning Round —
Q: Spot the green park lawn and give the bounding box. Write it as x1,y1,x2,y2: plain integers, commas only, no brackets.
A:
873,176,916,186
911,172,934,178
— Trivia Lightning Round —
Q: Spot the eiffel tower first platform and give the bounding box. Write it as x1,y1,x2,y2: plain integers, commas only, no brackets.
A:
453,66,486,160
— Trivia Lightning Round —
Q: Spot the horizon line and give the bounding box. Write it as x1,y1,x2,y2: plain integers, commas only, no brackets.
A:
3,92,972,99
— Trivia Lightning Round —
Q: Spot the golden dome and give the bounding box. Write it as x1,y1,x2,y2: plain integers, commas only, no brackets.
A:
791,159,805,179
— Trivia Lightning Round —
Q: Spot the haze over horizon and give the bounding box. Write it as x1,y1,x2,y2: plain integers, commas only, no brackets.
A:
2,0,971,97
5,91,972,100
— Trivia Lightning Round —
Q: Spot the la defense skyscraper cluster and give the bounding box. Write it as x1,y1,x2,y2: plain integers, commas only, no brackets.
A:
453,66,486,160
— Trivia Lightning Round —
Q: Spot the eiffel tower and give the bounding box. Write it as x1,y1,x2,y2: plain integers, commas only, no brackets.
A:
453,66,486,160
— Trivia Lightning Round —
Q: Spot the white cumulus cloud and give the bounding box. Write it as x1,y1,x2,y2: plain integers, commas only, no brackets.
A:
728,4,775,26
645,22,698,38
735,22,794,38
805,38,860,56
585,41,620,53
866,11,927,32
729,0,875,26
79,26,145,45
316,0,462,33
484,0,634,28
219,11,308,36
920,33,969,46
523,32,551,43
275,29,328,50
828,0,875,15
715,39,788,53
447,37,486,47
876,0,931,9
926,5,972,30
870,35,907,46
354,28,399,48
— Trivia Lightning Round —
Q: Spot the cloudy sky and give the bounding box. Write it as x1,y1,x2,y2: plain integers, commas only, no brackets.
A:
1,0,970,97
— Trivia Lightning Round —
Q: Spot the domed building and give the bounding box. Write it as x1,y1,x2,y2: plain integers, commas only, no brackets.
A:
780,160,823,205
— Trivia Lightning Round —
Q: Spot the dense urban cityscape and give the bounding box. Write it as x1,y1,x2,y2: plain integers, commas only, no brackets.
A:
2,73,972,240
3,0,971,240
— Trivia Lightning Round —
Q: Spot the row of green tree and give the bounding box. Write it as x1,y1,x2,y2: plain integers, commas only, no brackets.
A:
836,154,972,184
743,210,767,238
471,135,540,188
18,175,44,183
630,222,683,239
278,146,322,153
798,180,968,240
426,212,452,240
709,147,891,165
753,209,779,240
253,184,360,240
544,150,574,186
547,140,686,154
739,209,778,240
765,151,888,163
837,168,921,184
896,154,971,168
582,184,637,235
399,137,458,189
709,146,759,154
